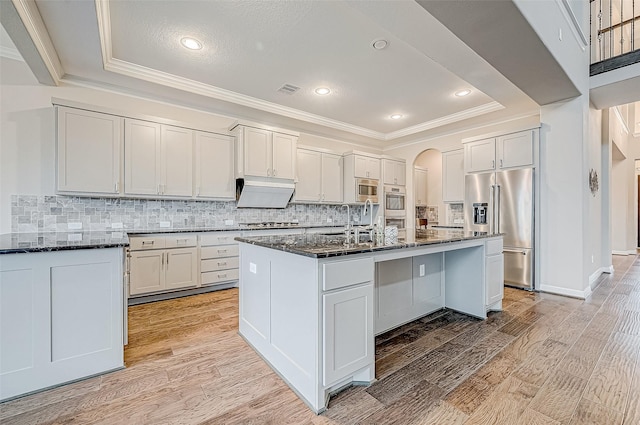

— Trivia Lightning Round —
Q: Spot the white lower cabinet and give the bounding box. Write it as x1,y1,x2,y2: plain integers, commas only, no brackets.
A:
485,238,504,307
0,248,124,401
128,235,197,297
200,232,240,286
323,283,374,386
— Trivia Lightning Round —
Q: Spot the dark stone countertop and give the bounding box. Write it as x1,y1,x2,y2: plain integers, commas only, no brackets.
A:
235,229,502,258
126,224,343,234
0,231,130,255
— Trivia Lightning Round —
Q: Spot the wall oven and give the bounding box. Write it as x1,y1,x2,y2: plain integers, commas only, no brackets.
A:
355,178,379,203
384,185,406,217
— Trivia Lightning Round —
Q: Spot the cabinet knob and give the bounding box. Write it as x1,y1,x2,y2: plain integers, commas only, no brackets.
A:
267,168,271,176
491,160,495,169
500,159,503,167
273,169,277,176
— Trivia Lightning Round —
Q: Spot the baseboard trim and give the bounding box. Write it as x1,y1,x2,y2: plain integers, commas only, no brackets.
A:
539,284,591,299
612,250,636,256
603,265,614,274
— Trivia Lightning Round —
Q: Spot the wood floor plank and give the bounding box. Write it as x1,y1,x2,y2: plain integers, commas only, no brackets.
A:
556,334,608,379
516,408,561,425
582,348,635,413
464,376,540,425
581,312,621,341
408,400,468,425
569,398,624,425
444,375,493,415
321,387,385,424
616,310,640,336
623,364,640,425
527,369,587,424
512,338,570,386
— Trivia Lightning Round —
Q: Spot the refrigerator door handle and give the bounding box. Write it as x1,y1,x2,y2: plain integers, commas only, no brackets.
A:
495,184,501,233
503,248,527,255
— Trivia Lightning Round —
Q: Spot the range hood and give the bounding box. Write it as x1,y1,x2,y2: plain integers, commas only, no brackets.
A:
236,178,295,208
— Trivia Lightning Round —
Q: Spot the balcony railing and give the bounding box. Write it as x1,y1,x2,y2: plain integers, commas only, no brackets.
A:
590,0,640,75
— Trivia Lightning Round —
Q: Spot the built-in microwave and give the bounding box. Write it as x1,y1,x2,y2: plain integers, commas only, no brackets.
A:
355,178,379,203
384,185,406,217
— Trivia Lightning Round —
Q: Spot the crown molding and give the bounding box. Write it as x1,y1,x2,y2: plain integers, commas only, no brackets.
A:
11,0,63,83
94,0,504,143
0,45,23,61
384,102,505,140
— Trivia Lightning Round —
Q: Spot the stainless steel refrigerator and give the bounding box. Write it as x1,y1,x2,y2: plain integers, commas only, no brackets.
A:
464,168,534,290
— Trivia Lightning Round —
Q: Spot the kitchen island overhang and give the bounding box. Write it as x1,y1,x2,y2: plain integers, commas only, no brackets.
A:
235,230,504,413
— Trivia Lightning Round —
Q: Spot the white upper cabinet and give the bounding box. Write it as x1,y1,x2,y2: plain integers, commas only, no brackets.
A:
125,119,193,198
464,129,536,173
464,138,496,173
442,150,464,203
353,155,381,180
161,125,193,197
382,158,406,186
238,126,297,180
56,106,123,196
496,130,534,169
295,148,343,203
271,132,296,179
125,119,162,196
194,132,235,199
414,167,428,206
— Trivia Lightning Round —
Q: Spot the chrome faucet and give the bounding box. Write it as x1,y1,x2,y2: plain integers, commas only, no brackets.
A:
341,204,351,243
363,198,374,228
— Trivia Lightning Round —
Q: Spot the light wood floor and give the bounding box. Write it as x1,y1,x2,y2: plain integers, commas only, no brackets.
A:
2,255,639,424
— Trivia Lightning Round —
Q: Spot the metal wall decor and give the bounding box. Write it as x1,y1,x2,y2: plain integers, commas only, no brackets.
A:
589,168,599,196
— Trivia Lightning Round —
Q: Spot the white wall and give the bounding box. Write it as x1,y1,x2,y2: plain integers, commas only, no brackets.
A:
587,104,603,281
0,57,375,233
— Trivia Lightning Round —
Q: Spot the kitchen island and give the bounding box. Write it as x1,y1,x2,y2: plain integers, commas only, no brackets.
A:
236,229,504,413
0,232,128,401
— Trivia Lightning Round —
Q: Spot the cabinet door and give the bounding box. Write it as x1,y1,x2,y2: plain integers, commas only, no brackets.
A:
354,155,368,178
486,254,504,306
382,159,396,185
394,161,406,186
322,153,343,203
367,157,381,180
194,132,235,199
323,283,374,386
272,132,296,179
442,150,464,202
129,250,164,295
414,168,428,206
124,119,162,195
165,248,198,290
57,107,122,195
497,130,533,169
464,138,496,173
243,127,270,177
295,149,322,202
161,125,193,197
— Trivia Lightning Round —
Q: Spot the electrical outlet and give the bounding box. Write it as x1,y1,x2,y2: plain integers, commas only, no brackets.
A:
224,219,234,226
327,218,333,223
159,221,171,228
250,263,257,274
419,264,425,277
558,27,563,41
67,233,82,241
591,254,594,264
111,222,123,229
67,222,82,230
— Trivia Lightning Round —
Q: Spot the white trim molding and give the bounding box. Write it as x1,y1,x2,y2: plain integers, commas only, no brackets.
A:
0,46,23,61
612,250,636,256
539,283,591,299
589,266,613,288
94,0,505,142
11,0,63,83
556,0,588,51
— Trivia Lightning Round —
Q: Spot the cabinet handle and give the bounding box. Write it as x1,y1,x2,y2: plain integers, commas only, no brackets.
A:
218,261,227,266
115,182,119,193
218,249,227,254
166,252,169,266
500,159,503,167
161,252,165,266
196,186,201,196
267,168,271,176
218,273,227,278
177,238,188,244
491,160,495,169
157,184,161,194
142,240,155,245
273,169,277,176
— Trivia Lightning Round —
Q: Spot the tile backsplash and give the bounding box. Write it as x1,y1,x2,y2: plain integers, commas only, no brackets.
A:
11,195,356,233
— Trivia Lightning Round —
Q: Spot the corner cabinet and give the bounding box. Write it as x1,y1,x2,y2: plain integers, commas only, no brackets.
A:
124,119,193,197
464,129,536,173
56,106,123,196
295,148,343,203
234,125,297,180
442,149,464,203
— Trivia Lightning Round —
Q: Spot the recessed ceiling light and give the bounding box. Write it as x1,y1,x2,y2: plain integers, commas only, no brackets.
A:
180,37,202,50
315,87,331,95
372,39,389,50
455,89,472,97
390,114,403,120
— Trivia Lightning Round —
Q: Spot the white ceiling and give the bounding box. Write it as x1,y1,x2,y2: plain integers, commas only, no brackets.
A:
13,0,540,146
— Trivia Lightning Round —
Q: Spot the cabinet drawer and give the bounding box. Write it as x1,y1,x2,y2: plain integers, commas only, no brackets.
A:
201,257,239,272
200,232,240,246
202,269,239,285
201,245,239,259
323,257,374,291
165,235,197,248
485,238,503,256
129,236,166,251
